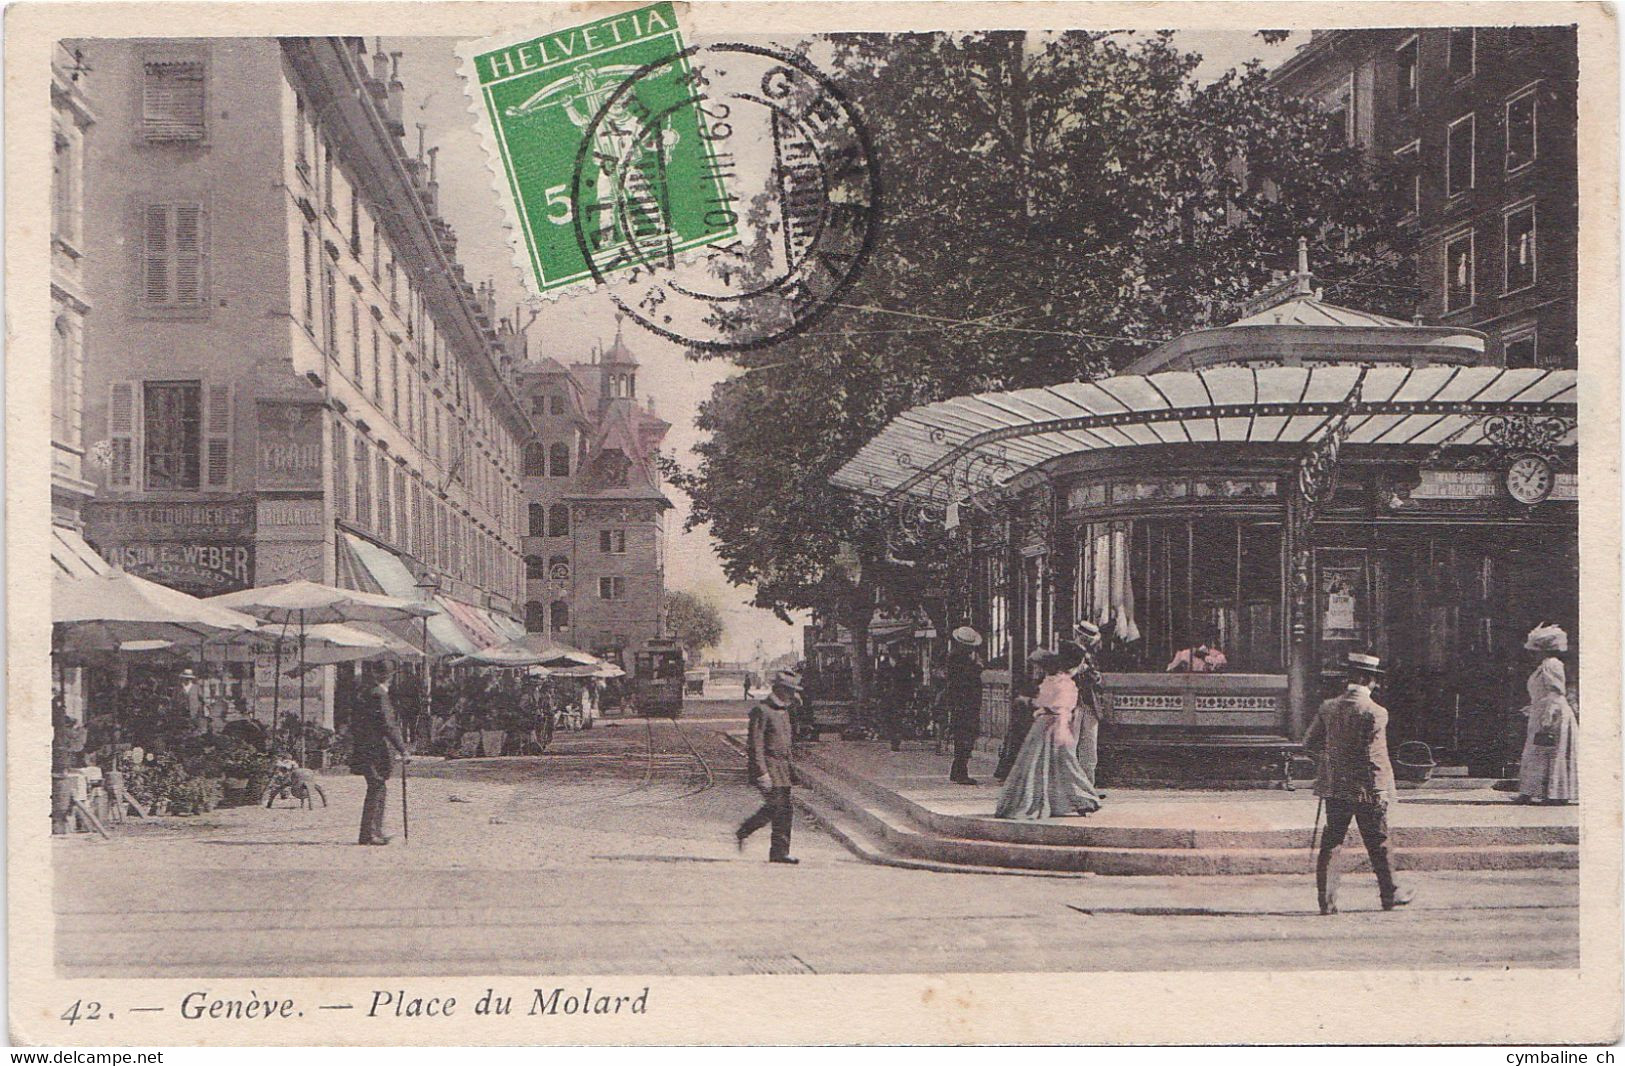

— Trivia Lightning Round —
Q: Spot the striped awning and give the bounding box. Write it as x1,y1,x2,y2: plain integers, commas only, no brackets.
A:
52,526,110,579
832,365,1577,501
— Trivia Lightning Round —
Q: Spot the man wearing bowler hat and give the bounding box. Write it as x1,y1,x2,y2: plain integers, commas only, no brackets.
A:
350,659,409,846
1303,651,1414,914
942,626,986,785
736,670,803,864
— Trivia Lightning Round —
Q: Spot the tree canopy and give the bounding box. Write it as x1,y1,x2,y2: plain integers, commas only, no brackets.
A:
672,31,1414,629
663,590,725,660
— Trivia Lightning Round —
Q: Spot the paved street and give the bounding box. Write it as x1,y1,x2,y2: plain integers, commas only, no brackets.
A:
56,701,1578,977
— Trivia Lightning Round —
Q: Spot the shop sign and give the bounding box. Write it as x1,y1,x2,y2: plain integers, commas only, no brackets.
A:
101,541,254,593
255,401,325,491
1066,482,1107,511
257,496,326,540
85,498,255,540
1412,469,1499,500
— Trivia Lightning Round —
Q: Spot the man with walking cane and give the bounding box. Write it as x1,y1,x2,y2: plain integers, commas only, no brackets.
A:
351,660,409,846
1303,652,1414,914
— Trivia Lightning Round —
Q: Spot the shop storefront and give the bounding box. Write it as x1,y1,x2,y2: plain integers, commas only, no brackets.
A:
834,279,1577,777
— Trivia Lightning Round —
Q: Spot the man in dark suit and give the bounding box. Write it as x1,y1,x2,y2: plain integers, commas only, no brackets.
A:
350,660,409,846
942,627,985,785
1303,652,1415,914
736,671,802,864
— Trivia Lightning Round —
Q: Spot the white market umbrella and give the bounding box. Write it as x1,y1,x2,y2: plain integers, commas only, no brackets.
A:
54,571,260,650
452,644,556,670
207,580,437,751
502,635,603,668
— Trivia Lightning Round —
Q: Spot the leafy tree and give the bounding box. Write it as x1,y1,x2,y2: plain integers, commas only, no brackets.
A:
663,590,725,661
672,31,1416,705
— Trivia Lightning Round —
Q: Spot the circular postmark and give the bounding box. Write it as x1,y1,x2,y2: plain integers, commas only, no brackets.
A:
569,42,879,352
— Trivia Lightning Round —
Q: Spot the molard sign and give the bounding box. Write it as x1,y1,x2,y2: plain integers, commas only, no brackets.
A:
84,496,256,594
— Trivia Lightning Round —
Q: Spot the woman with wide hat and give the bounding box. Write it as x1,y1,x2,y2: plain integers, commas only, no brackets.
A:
994,642,1103,820
1515,624,1578,805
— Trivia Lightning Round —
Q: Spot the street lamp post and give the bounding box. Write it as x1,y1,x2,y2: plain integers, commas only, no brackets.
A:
414,574,439,751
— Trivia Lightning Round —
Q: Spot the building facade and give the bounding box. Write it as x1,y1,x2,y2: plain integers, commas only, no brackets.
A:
514,327,671,671
1269,26,1578,369
52,43,96,539
74,37,532,725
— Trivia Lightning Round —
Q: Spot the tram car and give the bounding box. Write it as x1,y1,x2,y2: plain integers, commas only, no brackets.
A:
632,638,687,718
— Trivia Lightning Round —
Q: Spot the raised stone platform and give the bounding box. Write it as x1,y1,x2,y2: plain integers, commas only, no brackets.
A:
748,737,1579,877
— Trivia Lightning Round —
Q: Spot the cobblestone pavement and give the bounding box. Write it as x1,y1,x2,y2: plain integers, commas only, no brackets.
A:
55,705,1579,977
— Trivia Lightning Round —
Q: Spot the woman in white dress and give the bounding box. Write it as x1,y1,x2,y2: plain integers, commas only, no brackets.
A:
1515,623,1577,805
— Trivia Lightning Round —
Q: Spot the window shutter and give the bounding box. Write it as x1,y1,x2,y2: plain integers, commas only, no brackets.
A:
174,204,204,306
108,381,137,489
202,383,231,488
142,60,205,142
143,204,171,304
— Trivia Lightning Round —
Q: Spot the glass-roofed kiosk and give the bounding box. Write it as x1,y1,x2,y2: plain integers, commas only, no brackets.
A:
834,264,1577,781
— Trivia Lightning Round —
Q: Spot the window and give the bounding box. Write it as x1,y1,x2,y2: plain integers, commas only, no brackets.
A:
1506,88,1538,172
599,576,625,601
977,552,1009,664
1504,203,1537,293
349,299,362,380
322,144,335,217
525,556,545,580
1393,141,1421,220
525,601,546,633
1395,36,1419,113
550,600,570,633
142,381,201,489
1077,518,1282,673
294,94,310,175
548,504,570,537
301,228,316,333
354,438,372,528
141,203,206,309
599,529,627,554
376,455,393,540
1446,114,1474,197
371,326,382,404
52,128,79,245
332,425,350,522
523,442,547,476
349,193,361,256
1445,230,1475,313
528,503,546,536
141,59,205,142
52,318,74,447
390,344,401,423
1448,28,1475,82
549,442,570,477
550,393,566,416
395,469,410,555
1503,327,1539,369
322,263,338,355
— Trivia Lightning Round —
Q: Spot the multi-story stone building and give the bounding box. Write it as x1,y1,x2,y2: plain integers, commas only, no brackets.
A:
514,325,670,672
51,42,96,548
1269,26,1578,368
74,37,532,725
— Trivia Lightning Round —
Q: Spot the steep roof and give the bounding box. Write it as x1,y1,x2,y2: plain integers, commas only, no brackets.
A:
564,398,672,508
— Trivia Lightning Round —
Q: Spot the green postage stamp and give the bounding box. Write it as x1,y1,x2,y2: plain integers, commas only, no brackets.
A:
461,3,737,297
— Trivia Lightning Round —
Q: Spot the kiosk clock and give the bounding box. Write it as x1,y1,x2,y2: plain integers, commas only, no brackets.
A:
1505,453,1554,505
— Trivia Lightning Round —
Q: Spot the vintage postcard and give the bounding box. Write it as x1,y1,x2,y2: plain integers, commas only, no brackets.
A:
7,0,1620,1047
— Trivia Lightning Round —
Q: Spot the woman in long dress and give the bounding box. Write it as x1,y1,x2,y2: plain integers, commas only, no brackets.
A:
1516,624,1578,805
995,647,1102,820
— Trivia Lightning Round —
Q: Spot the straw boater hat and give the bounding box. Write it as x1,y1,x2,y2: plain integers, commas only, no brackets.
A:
1524,623,1568,654
1073,620,1102,647
177,669,197,680
1344,651,1385,677
951,626,983,648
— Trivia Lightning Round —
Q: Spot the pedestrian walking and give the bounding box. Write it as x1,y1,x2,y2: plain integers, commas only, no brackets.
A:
994,648,1048,782
1514,624,1578,805
350,660,409,846
736,671,803,864
941,626,985,785
994,643,1102,820
1303,652,1413,914
1063,621,1108,786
